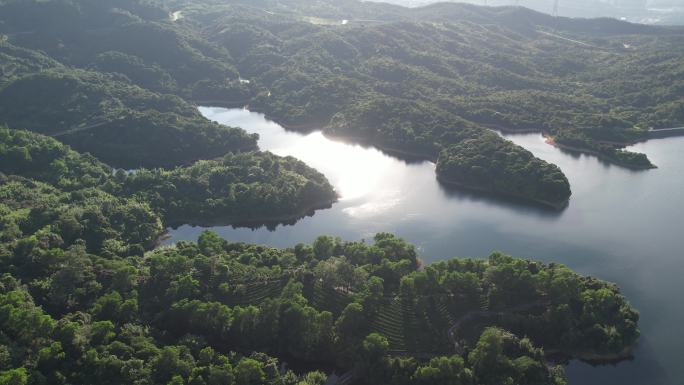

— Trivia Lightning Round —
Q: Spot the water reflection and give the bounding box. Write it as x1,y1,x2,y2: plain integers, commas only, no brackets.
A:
174,107,684,385
437,180,566,219
568,337,669,385
205,107,425,204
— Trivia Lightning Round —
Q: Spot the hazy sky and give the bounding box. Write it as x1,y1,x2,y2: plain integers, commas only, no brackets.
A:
375,0,684,24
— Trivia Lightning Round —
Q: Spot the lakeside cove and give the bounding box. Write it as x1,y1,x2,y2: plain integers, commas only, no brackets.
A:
648,126,684,139
167,107,684,385
205,106,572,209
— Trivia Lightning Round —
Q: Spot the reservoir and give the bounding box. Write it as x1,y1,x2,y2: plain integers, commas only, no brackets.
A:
167,106,684,385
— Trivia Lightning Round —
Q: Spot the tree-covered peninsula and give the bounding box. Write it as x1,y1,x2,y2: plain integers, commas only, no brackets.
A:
112,151,336,227
328,100,571,208
0,126,337,231
437,133,571,208
0,222,639,384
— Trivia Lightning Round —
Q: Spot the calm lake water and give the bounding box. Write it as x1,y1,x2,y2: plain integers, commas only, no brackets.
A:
167,107,684,385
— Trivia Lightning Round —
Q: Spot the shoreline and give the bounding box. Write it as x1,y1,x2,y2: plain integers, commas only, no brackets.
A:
277,119,328,132
317,131,569,211
647,127,684,140
436,175,569,211
202,102,680,170
197,105,571,210
216,103,439,162
162,196,338,232
322,131,439,162
199,102,682,171
193,99,251,110
544,136,657,170
488,125,675,171
247,105,328,132
485,124,549,135
546,346,635,365
198,102,438,163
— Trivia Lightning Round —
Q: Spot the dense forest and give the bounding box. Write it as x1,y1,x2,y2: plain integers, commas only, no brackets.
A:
2,0,683,206
0,0,658,383
0,127,641,385
0,126,336,231
0,204,639,385
192,0,684,155
112,152,335,227
0,69,258,169
436,132,570,208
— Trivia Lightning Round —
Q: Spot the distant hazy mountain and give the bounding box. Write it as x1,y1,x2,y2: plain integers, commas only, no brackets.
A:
372,0,684,24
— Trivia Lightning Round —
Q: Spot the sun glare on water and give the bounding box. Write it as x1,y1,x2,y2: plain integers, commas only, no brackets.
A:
271,131,398,202
201,106,427,219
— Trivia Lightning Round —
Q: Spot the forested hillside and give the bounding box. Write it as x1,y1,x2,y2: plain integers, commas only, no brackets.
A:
0,216,639,385
0,69,258,168
81,0,684,204
3,0,682,206
0,127,336,230
0,1,659,383
0,0,260,168
199,0,684,178
0,0,339,225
